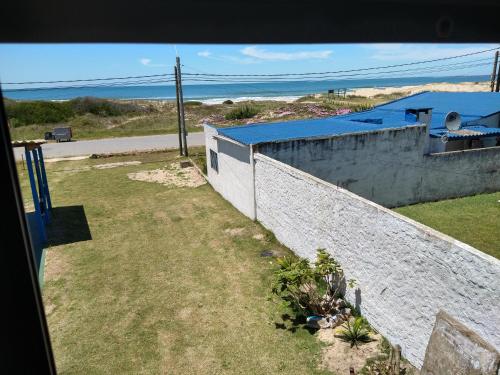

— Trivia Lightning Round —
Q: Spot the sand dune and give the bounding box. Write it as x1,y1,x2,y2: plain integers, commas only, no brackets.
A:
351,81,491,98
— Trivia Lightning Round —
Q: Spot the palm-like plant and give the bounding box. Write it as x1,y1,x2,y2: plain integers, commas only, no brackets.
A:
338,317,372,348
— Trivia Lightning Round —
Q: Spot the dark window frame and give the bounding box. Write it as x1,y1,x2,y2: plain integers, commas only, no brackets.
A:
210,149,219,173
1,1,499,373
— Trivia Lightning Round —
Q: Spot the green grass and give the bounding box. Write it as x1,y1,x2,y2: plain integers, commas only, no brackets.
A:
16,149,331,375
395,192,500,259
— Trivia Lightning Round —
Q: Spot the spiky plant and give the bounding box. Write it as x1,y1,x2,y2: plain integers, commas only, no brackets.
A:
338,317,372,348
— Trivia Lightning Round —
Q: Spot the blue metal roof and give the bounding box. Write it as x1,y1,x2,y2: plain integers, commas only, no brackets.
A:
217,117,413,145
374,91,500,129
214,92,500,145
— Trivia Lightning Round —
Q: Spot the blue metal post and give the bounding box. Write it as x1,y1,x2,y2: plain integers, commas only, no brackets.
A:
32,148,48,223
25,148,46,241
36,147,52,218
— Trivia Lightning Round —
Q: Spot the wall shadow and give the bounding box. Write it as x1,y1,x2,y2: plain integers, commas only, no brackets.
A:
46,205,92,247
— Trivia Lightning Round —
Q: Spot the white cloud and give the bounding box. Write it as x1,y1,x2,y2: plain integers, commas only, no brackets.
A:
197,50,212,57
240,46,333,61
365,44,498,61
139,58,166,67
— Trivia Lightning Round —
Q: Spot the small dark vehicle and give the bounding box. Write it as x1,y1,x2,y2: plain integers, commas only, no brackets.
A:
44,131,53,140
52,127,72,142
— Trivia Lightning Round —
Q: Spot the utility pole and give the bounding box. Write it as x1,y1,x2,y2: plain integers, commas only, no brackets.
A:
176,56,188,156
496,61,500,93
491,51,499,92
174,66,183,156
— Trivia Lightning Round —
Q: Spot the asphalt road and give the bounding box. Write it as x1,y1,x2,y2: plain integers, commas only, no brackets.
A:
14,132,205,160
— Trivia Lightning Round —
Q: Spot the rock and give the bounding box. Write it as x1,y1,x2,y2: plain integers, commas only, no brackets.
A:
307,315,332,329
422,310,500,375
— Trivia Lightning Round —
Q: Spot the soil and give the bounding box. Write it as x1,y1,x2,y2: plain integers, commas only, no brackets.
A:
224,227,245,236
94,161,141,169
127,162,206,188
318,327,382,374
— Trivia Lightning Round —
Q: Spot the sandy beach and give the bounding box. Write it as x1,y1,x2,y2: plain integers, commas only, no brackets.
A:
350,80,490,98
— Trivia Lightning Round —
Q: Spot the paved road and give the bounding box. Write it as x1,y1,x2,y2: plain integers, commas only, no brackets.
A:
14,132,205,160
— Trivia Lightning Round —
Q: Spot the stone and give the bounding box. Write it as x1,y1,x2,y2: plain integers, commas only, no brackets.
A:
306,315,332,329
421,310,500,375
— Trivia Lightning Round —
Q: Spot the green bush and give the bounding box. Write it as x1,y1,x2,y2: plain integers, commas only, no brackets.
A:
271,249,355,316
224,105,259,120
184,101,203,106
69,97,141,116
4,97,149,127
5,100,73,127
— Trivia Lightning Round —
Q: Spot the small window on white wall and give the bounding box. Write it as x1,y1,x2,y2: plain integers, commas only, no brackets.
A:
210,149,218,173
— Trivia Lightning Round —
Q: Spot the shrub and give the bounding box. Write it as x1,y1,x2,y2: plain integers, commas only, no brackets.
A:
224,105,259,120
271,249,355,316
5,100,73,127
69,97,141,116
184,101,203,106
223,99,234,105
4,97,149,127
338,316,372,347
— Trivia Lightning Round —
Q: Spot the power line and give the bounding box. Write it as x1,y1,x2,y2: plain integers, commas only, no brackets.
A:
181,47,500,77
180,61,491,83
3,47,497,86
3,73,174,85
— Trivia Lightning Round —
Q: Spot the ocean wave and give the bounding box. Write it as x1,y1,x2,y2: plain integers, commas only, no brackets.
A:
200,96,302,105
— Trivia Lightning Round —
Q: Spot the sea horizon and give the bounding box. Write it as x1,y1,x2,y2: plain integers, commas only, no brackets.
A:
2,74,490,103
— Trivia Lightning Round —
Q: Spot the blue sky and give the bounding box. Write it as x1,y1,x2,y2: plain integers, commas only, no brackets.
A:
0,43,497,85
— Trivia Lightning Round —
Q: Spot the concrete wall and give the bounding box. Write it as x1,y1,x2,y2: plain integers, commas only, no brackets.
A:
254,153,500,369
258,125,500,207
204,125,255,219
421,146,500,202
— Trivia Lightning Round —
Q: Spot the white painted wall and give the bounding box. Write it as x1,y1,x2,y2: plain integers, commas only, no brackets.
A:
204,125,255,219
254,153,500,369
258,125,500,207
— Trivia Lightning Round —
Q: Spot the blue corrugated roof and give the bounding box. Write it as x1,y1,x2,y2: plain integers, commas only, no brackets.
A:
214,92,500,145
374,91,500,129
217,117,413,145
430,125,500,139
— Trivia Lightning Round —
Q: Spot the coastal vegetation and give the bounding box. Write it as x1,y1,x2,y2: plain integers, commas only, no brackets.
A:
5,93,402,141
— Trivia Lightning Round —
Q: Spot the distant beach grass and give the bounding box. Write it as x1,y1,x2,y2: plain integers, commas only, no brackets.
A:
4,94,390,141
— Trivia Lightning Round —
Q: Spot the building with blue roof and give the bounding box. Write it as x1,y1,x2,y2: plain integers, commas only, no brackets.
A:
204,92,500,216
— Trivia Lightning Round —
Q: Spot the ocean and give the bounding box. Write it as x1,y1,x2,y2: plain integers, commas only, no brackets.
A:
2,75,489,103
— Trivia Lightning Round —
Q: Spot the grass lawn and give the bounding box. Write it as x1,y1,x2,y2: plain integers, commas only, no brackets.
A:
395,192,500,260
16,149,331,375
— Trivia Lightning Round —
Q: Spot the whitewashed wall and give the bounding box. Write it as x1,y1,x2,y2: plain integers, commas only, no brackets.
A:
258,125,500,207
204,125,255,219
254,153,500,369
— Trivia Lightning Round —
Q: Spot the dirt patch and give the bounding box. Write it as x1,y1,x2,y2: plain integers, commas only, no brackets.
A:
94,161,141,169
127,162,206,188
45,155,91,163
318,327,382,374
224,227,245,236
252,233,265,241
44,249,70,282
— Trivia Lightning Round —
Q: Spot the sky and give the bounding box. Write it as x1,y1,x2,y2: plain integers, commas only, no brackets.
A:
0,43,498,86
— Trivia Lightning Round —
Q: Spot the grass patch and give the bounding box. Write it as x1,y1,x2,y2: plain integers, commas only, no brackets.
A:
395,192,500,259
16,149,331,374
